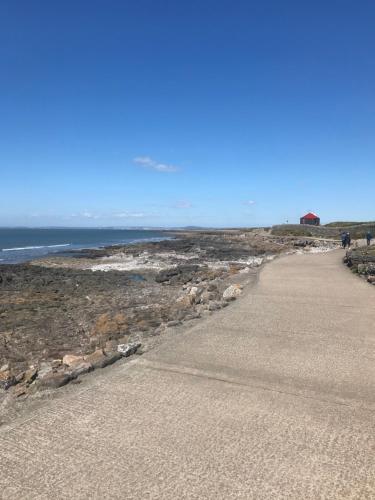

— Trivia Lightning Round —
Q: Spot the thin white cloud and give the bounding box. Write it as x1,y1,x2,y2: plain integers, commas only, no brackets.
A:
70,211,100,219
174,200,192,209
112,212,150,218
243,200,256,206
133,156,179,173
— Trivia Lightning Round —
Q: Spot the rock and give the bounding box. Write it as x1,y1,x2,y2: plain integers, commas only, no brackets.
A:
52,359,62,369
207,283,218,292
189,286,202,298
208,301,222,311
84,349,121,369
222,284,243,301
155,265,199,284
14,371,25,384
367,276,375,284
24,367,38,386
176,294,194,307
0,370,13,390
167,320,181,327
357,264,367,274
68,361,93,378
117,342,141,357
14,384,27,398
155,268,180,283
200,290,217,304
0,364,9,373
37,372,72,390
37,362,53,378
63,354,85,367
185,312,201,320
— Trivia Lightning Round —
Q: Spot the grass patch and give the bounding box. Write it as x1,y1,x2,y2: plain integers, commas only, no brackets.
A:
325,221,375,227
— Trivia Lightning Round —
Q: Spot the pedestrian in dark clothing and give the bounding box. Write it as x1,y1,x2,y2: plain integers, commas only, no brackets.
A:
346,232,351,248
366,231,373,246
341,232,347,248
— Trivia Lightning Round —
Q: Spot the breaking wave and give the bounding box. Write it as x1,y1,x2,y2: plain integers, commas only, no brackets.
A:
2,244,71,252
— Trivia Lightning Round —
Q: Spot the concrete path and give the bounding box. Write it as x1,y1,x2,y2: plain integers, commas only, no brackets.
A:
1,250,375,499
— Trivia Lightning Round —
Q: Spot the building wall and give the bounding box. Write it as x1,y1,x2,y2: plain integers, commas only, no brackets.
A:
300,217,320,226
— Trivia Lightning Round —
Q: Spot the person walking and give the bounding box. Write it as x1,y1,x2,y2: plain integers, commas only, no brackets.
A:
346,232,351,248
366,231,373,246
341,232,347,248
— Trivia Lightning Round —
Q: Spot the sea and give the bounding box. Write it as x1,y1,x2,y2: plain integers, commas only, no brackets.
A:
0,228,169,264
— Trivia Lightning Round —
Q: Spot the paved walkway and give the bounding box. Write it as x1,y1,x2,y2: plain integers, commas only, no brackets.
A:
1,250,375,499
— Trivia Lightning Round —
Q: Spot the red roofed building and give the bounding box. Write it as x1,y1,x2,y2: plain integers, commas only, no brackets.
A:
300,212,320,226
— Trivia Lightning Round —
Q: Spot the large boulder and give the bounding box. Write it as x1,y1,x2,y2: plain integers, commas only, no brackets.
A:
84,349,121,369
37,371,72,390
68,361,93,378
117,342,141,357
222,284,243,301
63,354,85,367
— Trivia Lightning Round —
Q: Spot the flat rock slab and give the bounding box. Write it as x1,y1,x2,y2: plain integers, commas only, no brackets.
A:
1,250,375,499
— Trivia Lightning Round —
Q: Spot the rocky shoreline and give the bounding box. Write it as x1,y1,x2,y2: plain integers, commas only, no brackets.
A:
0,229,338,418
344,244,375,285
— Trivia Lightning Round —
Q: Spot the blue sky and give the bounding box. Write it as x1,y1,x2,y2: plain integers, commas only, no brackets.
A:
1,0,374,227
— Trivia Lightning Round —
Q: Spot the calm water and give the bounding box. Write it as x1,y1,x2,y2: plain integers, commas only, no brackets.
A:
0,228,168,264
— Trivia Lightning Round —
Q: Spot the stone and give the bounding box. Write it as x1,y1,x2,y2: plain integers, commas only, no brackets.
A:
37,362,53,378
357,264,367,274
200,290,217,304
117,342,141,357
14,371,25,384
52,359,62,369
207,283,218,292
176,294,194,307
24,367,38,386
14,385,27,397
222,284,243,301
189,286,202,298
37,372,72,390
63,354,85,367
0,364,9,373
68,361,93,378
367,275,375,283
0,370,13,390
84,349,121,369
167,320,181,327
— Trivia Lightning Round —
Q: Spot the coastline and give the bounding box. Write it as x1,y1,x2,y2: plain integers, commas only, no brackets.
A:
0,229,339,424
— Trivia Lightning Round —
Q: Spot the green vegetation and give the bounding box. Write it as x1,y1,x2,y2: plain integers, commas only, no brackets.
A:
325,221,375,227
271,222,375,240
271,226,313,237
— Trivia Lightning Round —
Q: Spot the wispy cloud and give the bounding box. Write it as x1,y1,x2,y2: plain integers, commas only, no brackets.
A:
70,211,100,219
133,156,179,173
173,200,192,209
243,200,256,206
68,210,157,220
112,211,154,219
